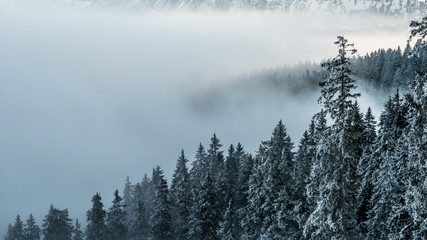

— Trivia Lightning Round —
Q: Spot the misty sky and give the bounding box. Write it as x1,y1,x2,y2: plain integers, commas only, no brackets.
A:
0,0,413,235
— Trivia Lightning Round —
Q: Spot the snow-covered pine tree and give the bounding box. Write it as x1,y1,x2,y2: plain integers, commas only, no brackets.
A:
215,144,241,237
23,214,40,240
305,36,360,239
292,119,316,237
241,143,268,240
234,143,253,236
188,143,209,239
132,182,143,216
207,134,227,213
128,200,149,240
405,18,427,239
72,219,83,240
85,193,107,240
170,150,191,240
341,101,366,237
4,224,13,240
318,36,360,122
265,121,296,239
106,190,127,240
243,121,295,239
42,205,73,240
138,174,152,223
5,215,24,240
190,143,209,191
123,176,135,227
147,166,163,221
208,133,224,174
304,125,345,239
366,91,409,239
218,199,236,240
199,173,220,240
151,174,172,240
409,16,427,57
402,72,427,239
356,107,377,237
305,110,328,228
224,144,239,204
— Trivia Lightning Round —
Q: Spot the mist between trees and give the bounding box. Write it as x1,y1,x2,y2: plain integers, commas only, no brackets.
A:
4,16,427,240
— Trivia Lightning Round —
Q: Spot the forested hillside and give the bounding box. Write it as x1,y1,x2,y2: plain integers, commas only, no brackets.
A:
192,43,427,114
4,14,427,240
48,0,426,15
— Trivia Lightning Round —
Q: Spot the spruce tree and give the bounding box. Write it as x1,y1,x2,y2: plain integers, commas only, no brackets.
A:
404,75,427,237
188,142,215,239
217,199,236,240
406,18,427,239
106,190,127,240
409,16,427,57
241,144,268,240
123,176,135,227
85,193,107,240
129,201,149,240
151,175,172,240
133,182,145,219
199,173,220,240
140,174,152,215
265,121,295,239
234,143,252,236
366,91,409,239
243,121,295,239
6,215,24,240
356,107,377,237
305,36,361,239
42,205,73,240
72,219,83,240
147,166,163,223
305,109,328,226
293,119,316,237
170,150,191,240
4,224,13,240
318,35,360,122
224,144,239,203
190,143,209,191
207,134,227,213
24,214,40,240
187,144,208,239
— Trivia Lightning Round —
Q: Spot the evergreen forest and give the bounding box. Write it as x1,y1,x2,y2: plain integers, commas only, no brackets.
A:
4,16,427,240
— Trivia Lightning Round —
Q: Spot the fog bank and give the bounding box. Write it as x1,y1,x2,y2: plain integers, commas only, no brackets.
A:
0,0,412,235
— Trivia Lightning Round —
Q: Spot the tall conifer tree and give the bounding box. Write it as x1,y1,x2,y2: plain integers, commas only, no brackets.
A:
106,190,127,240
72,219,83,240
170,150,191,240
42,205,73,240
24,214,40,240
85,193,107,240
305,36,360,239
151,173,172,240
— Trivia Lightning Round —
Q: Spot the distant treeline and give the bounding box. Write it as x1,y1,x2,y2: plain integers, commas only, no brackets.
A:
192,43,427,113
238,43,427,94
53,0,426,16
5,19,427,240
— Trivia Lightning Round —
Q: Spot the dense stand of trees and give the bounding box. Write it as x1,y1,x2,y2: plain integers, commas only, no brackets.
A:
5,19,427,240
195,42,427,115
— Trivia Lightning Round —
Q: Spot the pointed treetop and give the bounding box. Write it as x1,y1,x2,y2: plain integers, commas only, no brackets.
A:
319,36,360,121
236,142,244,155
409,16,427,56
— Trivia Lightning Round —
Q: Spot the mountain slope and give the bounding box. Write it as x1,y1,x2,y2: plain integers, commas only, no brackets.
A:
54,0,426,15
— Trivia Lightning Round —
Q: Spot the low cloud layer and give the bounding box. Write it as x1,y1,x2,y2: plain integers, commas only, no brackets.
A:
0,0,413,234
